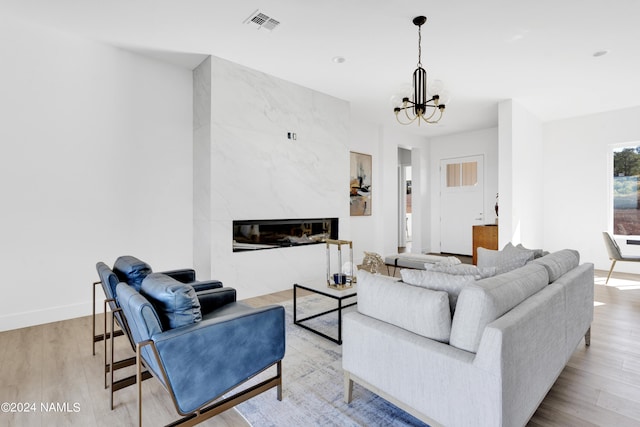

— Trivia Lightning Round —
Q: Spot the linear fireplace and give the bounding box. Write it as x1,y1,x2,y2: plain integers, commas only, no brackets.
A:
233,218,338,252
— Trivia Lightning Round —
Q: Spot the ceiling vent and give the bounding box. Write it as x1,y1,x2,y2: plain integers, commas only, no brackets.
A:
243,9,280,31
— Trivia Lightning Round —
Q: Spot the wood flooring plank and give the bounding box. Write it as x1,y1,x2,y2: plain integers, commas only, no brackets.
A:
529,401,600,427
596,390,640,423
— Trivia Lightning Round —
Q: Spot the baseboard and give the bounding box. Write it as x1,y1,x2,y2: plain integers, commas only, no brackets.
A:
0,301,92,332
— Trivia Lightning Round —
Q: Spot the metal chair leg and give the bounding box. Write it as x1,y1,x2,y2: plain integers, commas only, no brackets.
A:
605,259,616,284
137,343,143,427
92,280,100,355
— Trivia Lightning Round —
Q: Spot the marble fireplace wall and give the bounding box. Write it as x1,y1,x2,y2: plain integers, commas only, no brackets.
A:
194,55,350,298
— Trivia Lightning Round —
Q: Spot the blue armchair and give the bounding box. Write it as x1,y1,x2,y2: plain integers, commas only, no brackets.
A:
115,273,285,426
92,256,224,407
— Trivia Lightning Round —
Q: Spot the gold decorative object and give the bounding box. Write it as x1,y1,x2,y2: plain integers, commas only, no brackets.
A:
362,251,385,274
326,239,355,289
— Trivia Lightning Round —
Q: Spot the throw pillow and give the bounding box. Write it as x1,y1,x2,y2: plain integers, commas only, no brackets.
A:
516,243,549,259
434,256,462,266
141,273,202,330
477,247,534,275
503,242,536,260
424,263,497,279
400,269,476,311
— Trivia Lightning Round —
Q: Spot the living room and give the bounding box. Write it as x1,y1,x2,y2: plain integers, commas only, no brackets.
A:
1,2,640,426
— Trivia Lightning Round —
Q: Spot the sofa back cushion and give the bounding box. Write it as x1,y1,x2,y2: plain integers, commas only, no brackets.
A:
400,269,477,311
141,273,202,330
449,263,549,353
113,255,152,291
531,249,580,283
358,270,451,343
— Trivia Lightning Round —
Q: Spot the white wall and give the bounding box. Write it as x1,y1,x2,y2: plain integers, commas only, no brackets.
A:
499,100,544,248
193,55,350,299
543,106,640,273
0,16,193,331
429,127,499,252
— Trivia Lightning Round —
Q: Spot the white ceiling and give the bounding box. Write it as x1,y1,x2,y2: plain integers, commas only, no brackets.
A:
3,0,640,137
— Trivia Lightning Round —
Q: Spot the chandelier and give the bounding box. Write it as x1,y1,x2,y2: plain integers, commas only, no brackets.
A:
393,16,446,125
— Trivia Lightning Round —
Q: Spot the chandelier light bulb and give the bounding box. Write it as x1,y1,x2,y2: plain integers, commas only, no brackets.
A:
438,89,452,106
390,94,404,108
428,79,444,97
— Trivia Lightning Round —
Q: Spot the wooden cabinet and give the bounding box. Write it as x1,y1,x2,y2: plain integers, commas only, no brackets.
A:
472,225,498,265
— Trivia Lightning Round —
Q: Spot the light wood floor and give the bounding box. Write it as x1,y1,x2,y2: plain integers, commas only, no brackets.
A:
0,270,638,426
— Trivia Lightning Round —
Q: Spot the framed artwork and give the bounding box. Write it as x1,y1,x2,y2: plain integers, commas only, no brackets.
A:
350,151,372,216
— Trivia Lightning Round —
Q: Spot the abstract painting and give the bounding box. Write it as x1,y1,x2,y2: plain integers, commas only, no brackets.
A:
350,151,372,216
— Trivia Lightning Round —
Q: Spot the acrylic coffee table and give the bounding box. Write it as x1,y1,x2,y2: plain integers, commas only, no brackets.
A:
293,282,357,345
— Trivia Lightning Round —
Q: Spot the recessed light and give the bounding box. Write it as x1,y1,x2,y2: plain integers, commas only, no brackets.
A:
593,50,609,57
332,56,346,64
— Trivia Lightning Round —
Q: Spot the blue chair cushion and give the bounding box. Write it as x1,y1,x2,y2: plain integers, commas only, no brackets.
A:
96,261,120,302
141,273,202,330
113,256,152,291
116,282,164,379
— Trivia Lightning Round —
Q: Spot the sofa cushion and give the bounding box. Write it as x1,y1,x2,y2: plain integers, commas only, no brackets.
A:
449,263,549,353
358,270,451,343
477,246,534,274
400,269,477,310
113,255,152,291
531,249,580,283
141,273,202,330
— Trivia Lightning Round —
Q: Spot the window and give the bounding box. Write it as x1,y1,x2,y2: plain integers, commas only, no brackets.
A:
446,161,478,188
613,145,640,235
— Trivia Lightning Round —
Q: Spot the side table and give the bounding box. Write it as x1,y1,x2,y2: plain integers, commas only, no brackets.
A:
293,282,357,345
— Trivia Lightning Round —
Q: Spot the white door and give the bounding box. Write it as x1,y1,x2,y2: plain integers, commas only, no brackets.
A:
440,155,484,255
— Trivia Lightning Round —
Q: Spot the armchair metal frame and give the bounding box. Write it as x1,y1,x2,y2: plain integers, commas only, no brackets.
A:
93,271,151,400
92,279,124,356
109,306,152,409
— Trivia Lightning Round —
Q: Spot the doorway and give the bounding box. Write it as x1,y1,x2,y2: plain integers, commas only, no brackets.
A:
398,148,412,251
440,155,484,255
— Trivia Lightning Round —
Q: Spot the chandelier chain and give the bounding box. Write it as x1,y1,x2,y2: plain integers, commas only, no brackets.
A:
417,24,422,67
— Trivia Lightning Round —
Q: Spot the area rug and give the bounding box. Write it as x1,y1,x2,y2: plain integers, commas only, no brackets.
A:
235,294,429,426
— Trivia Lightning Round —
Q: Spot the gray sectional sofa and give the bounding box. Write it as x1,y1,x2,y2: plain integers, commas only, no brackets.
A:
343,249,593,427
